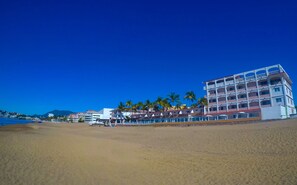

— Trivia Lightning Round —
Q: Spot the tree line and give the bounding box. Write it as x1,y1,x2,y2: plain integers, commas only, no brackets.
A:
117,91,208,113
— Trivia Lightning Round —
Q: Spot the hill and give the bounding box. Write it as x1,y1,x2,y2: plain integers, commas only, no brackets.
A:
44,110,74,117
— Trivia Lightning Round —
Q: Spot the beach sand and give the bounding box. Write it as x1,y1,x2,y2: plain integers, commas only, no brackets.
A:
0,119,297,185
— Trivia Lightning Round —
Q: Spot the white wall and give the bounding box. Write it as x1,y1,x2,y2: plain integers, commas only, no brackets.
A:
261,106,287,120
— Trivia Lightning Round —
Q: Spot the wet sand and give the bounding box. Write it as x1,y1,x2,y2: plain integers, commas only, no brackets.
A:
0,119,297,185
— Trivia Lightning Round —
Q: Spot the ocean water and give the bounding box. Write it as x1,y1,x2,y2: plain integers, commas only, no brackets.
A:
0,118,33,126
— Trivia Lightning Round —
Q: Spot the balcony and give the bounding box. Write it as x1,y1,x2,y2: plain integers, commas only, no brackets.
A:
249,96,259,100
227,99,237,103
208,102,217,106
260,94,270,98
218,100,227,104
225,81,234,85
227,90,236,94
248,87,257,91
217,91,226,95
207,85,216,89
237,89,247,93
257,73,267,79
238,107,248,110
246,78,256,82
217,110,228,113
216,83,225,88
208,93,216,97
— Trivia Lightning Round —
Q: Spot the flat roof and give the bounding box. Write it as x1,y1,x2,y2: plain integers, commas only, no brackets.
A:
204,64,285,83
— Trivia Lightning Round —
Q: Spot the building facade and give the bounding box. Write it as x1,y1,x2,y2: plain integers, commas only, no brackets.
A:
83,109,114,123
204,64,296,120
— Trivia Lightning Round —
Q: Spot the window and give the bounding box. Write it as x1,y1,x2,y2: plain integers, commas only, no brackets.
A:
274,87,280,92
276,98,282,103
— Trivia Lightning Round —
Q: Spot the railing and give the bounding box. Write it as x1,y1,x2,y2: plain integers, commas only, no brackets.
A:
249,96,259,100
257,74,267,79
218,100,226,103
270,82,282,86
238,107,248,110
216,83,225,87
208,85,215,89
237,89,247,93
247,86,257,89
227,90,236,93
269,70,280,75
260,94,270,98
246,77,256,82
225,81,234,85
208,102,217,106
217,110,228,113
261,104,271,108
236,79,245,83
227,99,237,103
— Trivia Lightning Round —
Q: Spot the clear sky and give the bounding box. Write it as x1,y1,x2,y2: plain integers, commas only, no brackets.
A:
0,0,296,115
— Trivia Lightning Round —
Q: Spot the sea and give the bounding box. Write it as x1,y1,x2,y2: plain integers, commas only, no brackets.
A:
0,118,33,126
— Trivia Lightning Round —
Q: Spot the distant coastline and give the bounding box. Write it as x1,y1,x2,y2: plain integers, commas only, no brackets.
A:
0,118,33,126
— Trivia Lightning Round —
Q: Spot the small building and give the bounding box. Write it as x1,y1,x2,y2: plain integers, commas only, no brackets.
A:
48,113,54,118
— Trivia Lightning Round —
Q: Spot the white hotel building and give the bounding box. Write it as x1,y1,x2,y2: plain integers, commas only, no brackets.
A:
204,64,296,120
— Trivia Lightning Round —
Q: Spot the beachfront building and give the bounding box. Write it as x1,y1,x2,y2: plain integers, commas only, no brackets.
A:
129,107,205,124
110,110,133,123
83,108,114,123
204,64,296,120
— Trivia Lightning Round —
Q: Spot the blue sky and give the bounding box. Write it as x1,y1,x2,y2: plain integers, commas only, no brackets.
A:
0,0,296,115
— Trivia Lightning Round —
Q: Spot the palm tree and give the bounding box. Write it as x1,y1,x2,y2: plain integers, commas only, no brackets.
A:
160,98,171,111
168,92,180,108
117,102,126,123
154,97,163,112
136,101,144,112
197,97,208,108
184,91,196,107
131,104,138,114
175,103,182,110
125,100,133,112
144,100,153,112
117,102,126,112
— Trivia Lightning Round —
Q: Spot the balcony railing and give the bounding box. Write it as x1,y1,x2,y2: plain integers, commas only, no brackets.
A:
238,107,248,110
208,85,216,89
249,106,260,109
261,104,271,108
249,96,259,100
227,90,236,93
258,84,268,88
227,99,237,103
216,83,225,87
217,110,228,113
208,102,217,106
225,81,234,85
246,77,256,82
237,89,247,93
247,86,257,90
260,94,270,98
257,76,268,80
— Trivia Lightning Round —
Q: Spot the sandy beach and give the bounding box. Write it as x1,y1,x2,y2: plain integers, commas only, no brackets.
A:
1,120,297,185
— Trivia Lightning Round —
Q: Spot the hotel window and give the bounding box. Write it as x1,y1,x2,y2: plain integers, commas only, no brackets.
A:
276,98,282,103
274,87,280,92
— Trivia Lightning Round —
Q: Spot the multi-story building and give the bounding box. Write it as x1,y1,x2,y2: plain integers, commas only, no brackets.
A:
84,109,114,123
204,64,296,120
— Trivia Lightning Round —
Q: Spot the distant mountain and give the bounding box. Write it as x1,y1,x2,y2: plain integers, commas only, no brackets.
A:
44,110,75,117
